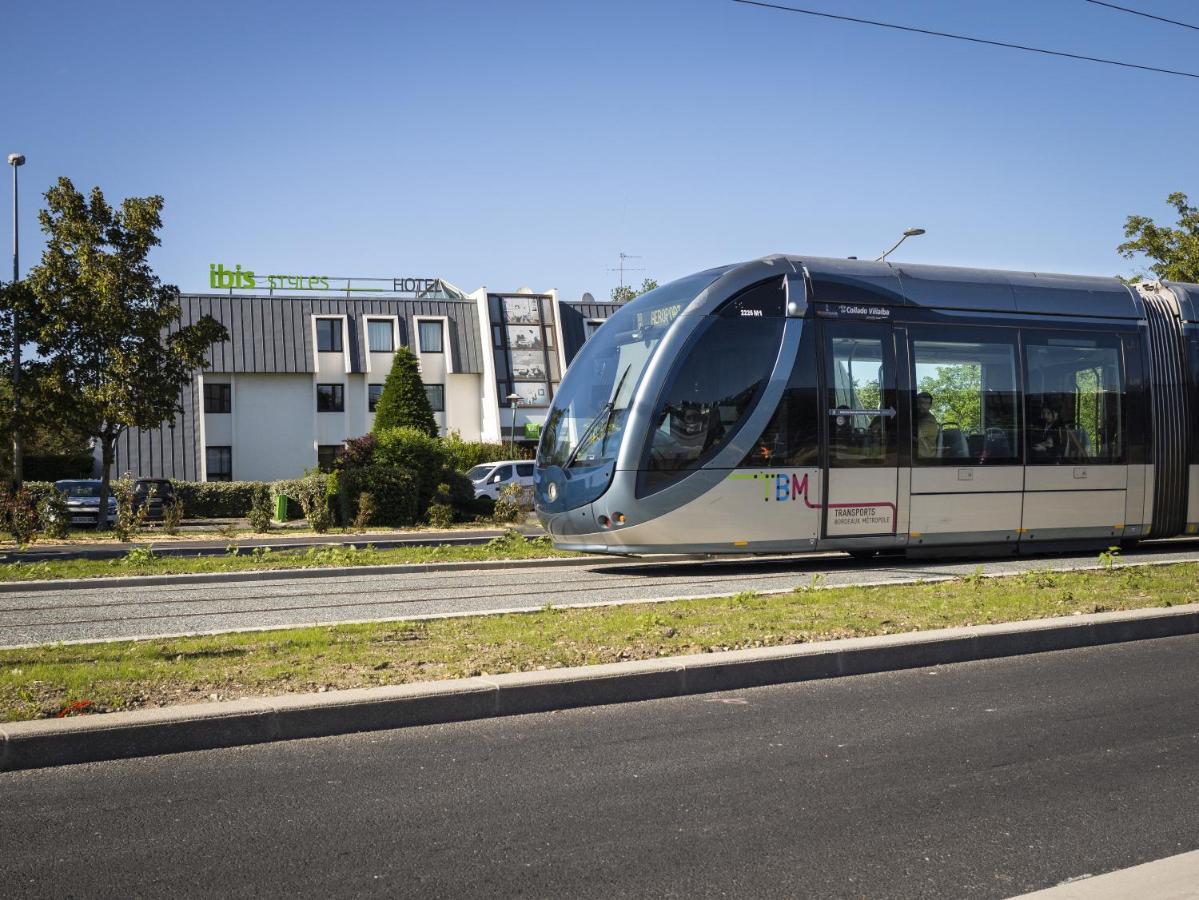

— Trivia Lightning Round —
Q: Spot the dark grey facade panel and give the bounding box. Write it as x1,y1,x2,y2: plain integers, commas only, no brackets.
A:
109,380,199,481
559,300,622,364
177,294,484,376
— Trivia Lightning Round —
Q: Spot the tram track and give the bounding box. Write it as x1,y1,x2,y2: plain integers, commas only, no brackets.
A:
2,539,1197,648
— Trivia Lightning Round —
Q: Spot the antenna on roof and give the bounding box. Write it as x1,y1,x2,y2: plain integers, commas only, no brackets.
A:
608,251,644,290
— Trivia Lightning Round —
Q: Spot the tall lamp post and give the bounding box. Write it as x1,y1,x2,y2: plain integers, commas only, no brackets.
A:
506,393,521,456
875,227,925,262
7,152,25,488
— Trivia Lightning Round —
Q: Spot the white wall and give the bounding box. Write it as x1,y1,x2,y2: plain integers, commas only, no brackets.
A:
231,375,317,480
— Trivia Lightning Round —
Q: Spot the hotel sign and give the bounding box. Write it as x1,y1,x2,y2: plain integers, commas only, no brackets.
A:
209,263,441,295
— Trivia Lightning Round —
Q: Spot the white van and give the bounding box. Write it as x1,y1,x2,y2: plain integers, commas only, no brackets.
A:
467,460,536,500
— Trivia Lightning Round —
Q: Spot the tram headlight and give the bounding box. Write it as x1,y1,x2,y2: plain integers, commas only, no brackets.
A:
547,481,558,503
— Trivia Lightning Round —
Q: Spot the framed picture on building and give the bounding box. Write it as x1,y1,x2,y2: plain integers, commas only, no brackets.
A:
510,350,547,381
503,296,540,324
506,325,543,350
513,382,550,406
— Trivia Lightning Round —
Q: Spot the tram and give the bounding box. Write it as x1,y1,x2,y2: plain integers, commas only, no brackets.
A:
534,255,1199,557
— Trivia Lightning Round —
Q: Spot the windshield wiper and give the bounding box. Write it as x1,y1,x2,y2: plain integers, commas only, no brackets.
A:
562,364,631,469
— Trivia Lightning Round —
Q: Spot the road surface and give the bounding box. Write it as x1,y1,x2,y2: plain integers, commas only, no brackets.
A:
3,635,1198,898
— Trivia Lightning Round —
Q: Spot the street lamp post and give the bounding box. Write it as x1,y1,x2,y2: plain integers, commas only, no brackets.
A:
7,153,25,489
875,227,926,262
506,393,521,456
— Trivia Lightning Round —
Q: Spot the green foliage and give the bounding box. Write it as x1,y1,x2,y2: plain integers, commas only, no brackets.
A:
38,489,70,540
122,546,157,566
426,500,454,528
610,277,659,303
162,495,184,534
335,466,419,527
492,482,525,524
441,432,515,471
374,427,449,510
110,480,148,542
2,488,40,545
276,474,333,533
353,492,378,531
1118,192,1199,283
1098,545,1121,570
24,177,228,524
918,364,982,431
371,347,438,437
169,481,260,518
247,484,273,533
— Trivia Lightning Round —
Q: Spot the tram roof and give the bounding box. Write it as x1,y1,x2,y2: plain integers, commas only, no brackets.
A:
726,254,1199,321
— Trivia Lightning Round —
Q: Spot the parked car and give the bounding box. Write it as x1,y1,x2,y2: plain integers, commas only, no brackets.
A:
132,478,175,521
53,479,118,527
467,460,535,500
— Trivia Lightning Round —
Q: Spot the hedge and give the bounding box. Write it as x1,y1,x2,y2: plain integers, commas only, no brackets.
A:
170,481,261,518
335,465,419,527
442,434,526,471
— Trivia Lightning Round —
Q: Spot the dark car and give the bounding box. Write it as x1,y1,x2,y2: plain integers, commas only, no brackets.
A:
132,478,175,522
54,479,119,527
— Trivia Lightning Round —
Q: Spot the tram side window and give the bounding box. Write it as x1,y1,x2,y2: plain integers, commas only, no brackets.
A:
741,329,819,467
1024,336,1124,464
911,335,1020,465
641,317,784,494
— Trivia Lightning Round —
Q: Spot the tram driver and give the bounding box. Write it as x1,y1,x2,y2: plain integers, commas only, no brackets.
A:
915,391,940,459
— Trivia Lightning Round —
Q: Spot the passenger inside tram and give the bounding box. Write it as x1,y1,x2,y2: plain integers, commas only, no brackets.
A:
915,391,940,459
1031,403,1070,461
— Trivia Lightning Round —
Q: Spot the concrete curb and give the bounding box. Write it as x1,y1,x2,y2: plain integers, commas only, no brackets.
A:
4,602,1197,772
0,554,607,593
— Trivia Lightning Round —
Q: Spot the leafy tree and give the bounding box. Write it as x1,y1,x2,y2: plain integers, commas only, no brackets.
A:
371,346,439,437
1118,191,1199,282
610,277,659,303
25,177,227,527
918,365,983,431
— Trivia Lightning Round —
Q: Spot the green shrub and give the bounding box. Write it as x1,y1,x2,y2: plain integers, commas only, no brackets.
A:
23,481,60,510
492,482,525,525
442,433,519,471
371,346,439,437
111,481,148,541
247,484,273,533
38,488,70,540
375,427,449,510
271,475,332,533
426,501,454,528
162,495,184,534
170,481,262,518
3,488,40,545
353,491,378,531
336,465,419,527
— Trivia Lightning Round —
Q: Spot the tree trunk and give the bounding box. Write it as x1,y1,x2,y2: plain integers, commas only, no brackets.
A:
97,430,115,530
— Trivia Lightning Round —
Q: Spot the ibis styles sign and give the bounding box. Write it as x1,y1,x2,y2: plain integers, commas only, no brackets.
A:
209,263,442,295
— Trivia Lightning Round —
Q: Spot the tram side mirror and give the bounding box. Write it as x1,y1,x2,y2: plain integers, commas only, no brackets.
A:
784,272,808,317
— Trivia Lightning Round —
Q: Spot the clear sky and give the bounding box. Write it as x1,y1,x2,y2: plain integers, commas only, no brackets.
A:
3,0,1198,299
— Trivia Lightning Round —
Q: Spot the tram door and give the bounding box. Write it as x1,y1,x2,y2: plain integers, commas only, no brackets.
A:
820,320,900,539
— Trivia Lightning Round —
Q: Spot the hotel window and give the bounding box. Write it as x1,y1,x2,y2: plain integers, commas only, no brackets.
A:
316,318,343,353
206,446,232,482
367,319,394,353
317,444,341,473
424,383,445,412
418,320,444,353
368,383,384,412
204,382,231,414
317,383,345,412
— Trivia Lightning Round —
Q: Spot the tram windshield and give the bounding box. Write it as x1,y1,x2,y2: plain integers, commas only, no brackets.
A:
538,268,729,469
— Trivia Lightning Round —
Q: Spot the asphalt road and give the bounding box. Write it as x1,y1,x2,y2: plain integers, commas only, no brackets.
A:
4,635,1199,898
3,541,1199,647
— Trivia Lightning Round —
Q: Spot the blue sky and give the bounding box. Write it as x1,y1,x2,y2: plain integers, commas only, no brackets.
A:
3,0,1198,298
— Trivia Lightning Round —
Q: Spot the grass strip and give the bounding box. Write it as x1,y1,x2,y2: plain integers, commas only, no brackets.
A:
0,532,574,583
2,560,1195,723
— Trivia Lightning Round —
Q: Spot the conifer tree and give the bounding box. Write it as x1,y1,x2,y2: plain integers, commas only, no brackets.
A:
371,346,439,437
